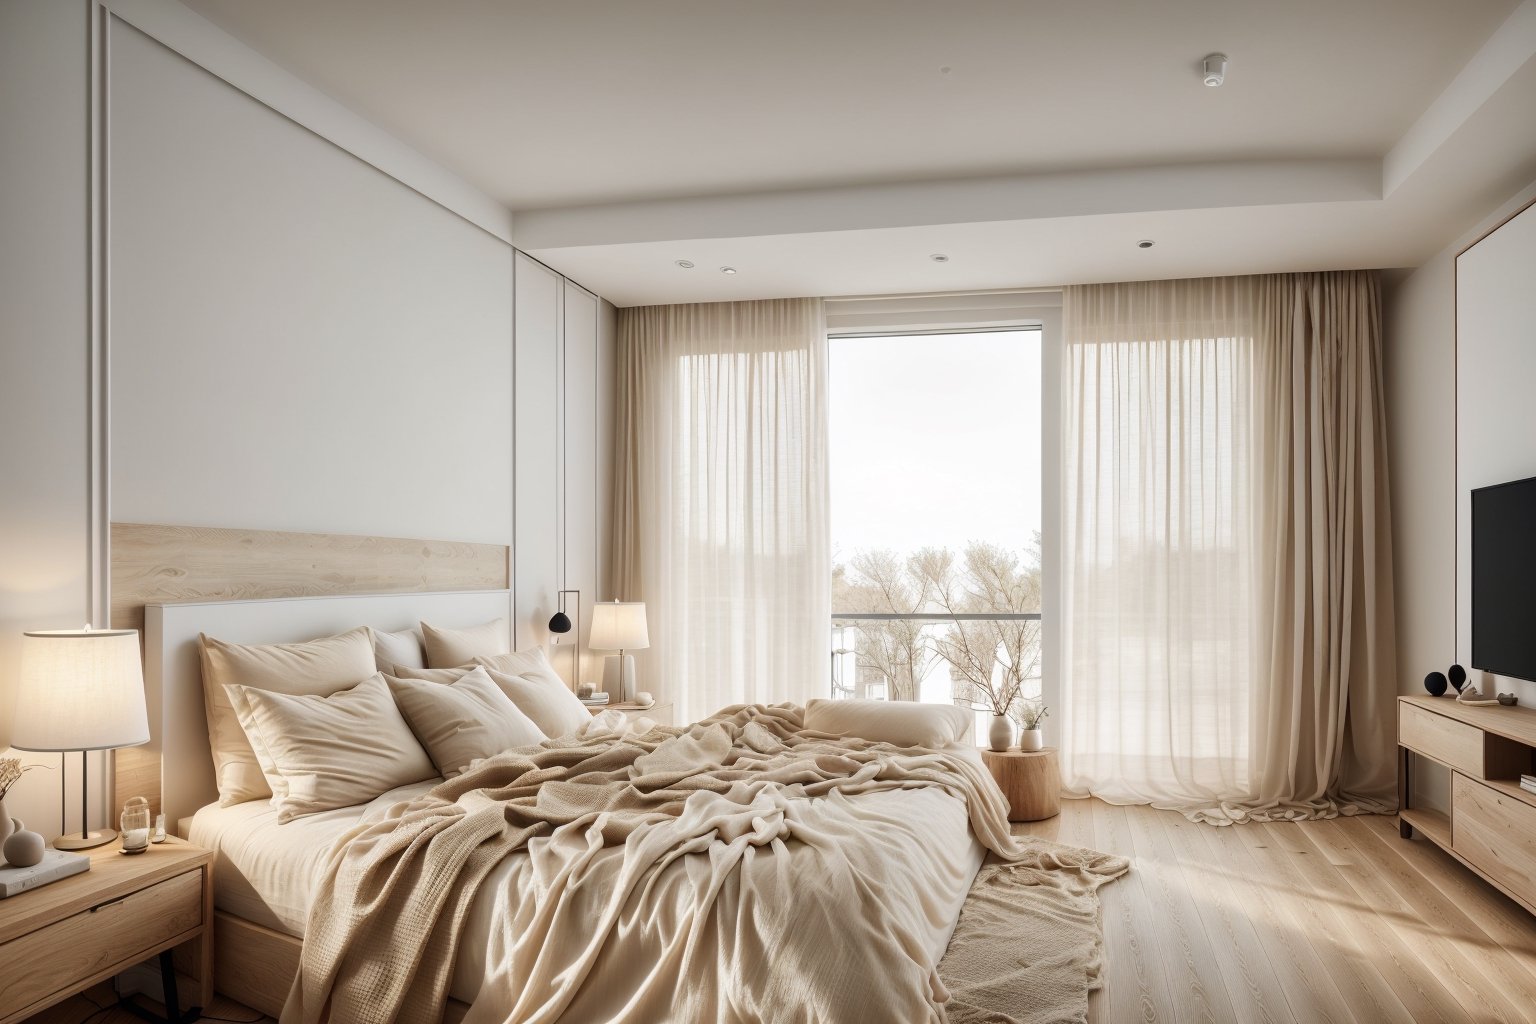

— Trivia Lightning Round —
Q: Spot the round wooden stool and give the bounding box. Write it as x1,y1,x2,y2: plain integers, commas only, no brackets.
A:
980,747,1062,821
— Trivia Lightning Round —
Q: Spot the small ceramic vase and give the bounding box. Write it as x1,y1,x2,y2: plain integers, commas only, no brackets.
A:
1019,728,1044,752
0,802,16,863
3,828,45,868
988,714,1016,752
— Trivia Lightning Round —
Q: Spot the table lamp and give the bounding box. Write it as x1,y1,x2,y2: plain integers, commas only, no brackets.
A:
589,601,648,703
11,628,150,850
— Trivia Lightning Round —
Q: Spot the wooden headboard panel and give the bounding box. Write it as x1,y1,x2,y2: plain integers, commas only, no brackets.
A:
110,522,511,814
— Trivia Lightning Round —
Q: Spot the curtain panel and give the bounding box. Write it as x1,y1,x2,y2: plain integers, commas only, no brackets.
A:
612,298,830,724
1060,271,1397,823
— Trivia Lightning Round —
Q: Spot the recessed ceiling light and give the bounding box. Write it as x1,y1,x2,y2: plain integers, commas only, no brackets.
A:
930,253,950,263
1137,240,1155,249
720,266,737,275
675,259,695,269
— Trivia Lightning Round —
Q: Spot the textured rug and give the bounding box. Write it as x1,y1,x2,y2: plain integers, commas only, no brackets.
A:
937,836,1131,1024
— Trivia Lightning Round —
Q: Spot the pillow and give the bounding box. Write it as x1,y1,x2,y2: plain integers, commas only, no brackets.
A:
368,626,425,675
482,666,592,739
475,647,564,685
227,673,437,823
421,618,510,668
385,667,546,777
392,665,475,685
199,628,377,806
803,698,973,748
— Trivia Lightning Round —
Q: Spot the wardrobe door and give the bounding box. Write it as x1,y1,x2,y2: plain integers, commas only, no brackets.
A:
513,253,562,651
562,282,600,688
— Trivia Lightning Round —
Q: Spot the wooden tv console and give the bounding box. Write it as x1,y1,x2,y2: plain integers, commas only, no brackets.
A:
1398,695,1536,915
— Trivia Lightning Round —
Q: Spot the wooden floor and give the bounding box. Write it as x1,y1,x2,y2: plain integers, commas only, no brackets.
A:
23,987,273,1024
1021,798,1536,1024
24,799,1536,1024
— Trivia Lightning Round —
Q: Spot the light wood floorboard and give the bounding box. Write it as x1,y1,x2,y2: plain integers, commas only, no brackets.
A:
1019,798,1536,1024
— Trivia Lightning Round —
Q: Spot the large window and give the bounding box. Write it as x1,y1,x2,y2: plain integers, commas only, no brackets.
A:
829,330,1044,724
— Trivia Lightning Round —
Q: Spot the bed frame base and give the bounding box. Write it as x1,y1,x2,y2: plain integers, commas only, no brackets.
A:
215,912,469,1022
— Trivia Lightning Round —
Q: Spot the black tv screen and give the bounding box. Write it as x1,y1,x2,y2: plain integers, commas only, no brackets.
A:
1472,475,1536,682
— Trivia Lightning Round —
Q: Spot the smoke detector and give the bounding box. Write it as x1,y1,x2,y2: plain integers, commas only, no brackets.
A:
1202,53,1227,87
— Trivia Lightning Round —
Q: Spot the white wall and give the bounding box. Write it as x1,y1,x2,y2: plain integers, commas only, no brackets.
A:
1385,174,1536,812
0,0,95,838
108,18,514,544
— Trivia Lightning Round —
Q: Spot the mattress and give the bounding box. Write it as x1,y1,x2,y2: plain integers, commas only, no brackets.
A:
191,745,988,1009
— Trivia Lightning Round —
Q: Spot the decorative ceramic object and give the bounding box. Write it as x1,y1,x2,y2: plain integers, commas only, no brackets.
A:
3,828,45,868
1448,663,1468,693
0,802,15,859
1424,671,1448,697
634,691,655,708
577,682,597,700
988,714,1016,752
1498,693,1519,706
1019,728,1044,752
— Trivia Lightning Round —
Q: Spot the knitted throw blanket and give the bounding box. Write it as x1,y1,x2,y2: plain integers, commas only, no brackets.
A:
284,703,1025,1024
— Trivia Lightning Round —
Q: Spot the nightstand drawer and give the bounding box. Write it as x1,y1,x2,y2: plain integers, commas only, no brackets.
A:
0,867,202,1013
1400,701,1483,774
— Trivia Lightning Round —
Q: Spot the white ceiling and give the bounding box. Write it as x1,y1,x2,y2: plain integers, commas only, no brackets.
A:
182,0,1536,305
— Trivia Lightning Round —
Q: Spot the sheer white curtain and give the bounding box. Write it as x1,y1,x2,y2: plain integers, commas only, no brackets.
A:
613,298,830,724
1061,272,1396,823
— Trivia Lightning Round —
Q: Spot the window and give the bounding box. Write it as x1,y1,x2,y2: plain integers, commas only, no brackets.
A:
829,329,1045,727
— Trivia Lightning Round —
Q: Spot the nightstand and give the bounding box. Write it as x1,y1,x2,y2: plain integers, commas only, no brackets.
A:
589,701,676,726
0,837,212,1024
980,747,1062,822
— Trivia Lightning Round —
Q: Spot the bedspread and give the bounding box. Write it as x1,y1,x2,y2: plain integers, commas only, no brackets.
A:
284,703,1020,1024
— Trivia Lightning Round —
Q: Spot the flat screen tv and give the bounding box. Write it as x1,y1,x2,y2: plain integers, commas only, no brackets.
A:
1472,475,1536,682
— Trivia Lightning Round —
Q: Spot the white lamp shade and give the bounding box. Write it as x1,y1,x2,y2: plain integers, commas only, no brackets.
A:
589,601,649,651
12,629,150,752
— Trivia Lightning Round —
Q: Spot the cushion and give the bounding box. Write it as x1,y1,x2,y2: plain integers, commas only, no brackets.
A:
421,617,510,668
482,664,592,739
368,626,425,675
385,667,546,777
803,698,973,748
227,673,437,823
392,665,476,685
199,628,377,806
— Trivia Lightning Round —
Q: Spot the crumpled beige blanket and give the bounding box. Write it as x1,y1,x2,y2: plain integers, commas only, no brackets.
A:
284,703,1042,1024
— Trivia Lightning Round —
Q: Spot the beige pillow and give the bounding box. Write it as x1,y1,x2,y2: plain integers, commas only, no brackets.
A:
421,617,510,668
803,698,973,748
392,665,475,685
476,647,563,681
368,626,425,675
483,665,592,739
227,673,437,823
386,667,546,777
200,628,377,806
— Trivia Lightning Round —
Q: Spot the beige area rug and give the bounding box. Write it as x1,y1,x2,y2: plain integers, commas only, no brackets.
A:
937,836,1131,1024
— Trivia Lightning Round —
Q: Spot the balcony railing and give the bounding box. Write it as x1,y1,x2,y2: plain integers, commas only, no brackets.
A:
830,611,1042,704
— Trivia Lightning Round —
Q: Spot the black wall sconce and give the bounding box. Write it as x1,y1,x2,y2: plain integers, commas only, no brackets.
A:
548,590,581,685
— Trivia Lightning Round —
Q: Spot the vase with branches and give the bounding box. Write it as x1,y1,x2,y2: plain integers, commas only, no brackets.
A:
1014,700,1049,751
0,757,45,852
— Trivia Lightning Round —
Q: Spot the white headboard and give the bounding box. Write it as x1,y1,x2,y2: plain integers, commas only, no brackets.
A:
145,589,513,830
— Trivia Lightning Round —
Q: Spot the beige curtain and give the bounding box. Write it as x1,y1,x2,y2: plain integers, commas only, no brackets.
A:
612,298,829,724
1061,271,1396,823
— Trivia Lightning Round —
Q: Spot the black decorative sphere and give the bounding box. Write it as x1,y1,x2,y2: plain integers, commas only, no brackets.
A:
547,611,573,634
1448,663,1467,692
1424,671,1448,697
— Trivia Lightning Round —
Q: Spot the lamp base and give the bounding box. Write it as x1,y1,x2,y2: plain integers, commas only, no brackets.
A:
601,654,637,703
55,828,117,851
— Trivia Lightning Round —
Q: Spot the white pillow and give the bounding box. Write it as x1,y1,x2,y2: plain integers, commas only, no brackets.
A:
483,664,592,738
421,617,510,668
227,673,437,823
392,665,476,685
368,626,425,675
199,628,378,806
386,667,546,777
803,699,973,748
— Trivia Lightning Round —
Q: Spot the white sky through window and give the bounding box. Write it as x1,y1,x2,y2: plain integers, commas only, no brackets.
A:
830,330,1043,565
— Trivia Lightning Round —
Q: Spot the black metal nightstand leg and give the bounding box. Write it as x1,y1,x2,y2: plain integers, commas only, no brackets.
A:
121,950,202,1024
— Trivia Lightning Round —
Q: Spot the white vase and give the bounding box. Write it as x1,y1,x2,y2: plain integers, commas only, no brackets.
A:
0,800,14,866
987,714,1016,752
1019,728,1044,752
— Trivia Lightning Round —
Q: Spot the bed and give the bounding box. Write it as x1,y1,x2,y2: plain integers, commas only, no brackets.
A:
144,591,1004,1022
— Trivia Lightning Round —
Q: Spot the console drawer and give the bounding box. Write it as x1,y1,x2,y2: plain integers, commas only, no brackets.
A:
1400,701,1484,774
1453,773,1536,909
